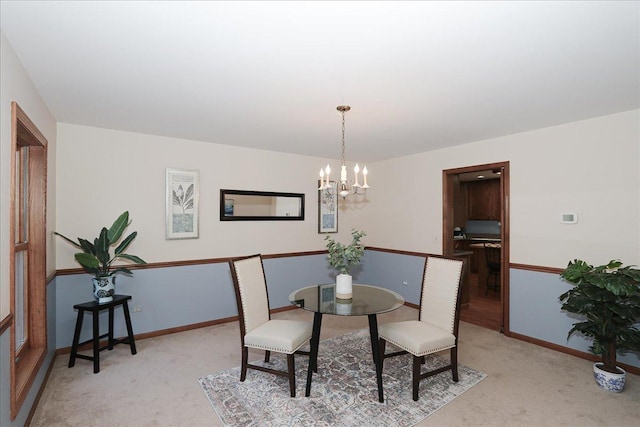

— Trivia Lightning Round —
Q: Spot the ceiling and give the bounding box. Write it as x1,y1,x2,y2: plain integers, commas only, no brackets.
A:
1,1,638,163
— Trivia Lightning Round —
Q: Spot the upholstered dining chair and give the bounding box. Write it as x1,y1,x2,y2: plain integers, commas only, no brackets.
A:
228,254,313,397
378,255,465,401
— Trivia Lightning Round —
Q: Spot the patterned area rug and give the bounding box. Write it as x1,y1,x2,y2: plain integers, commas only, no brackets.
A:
198,328,486,426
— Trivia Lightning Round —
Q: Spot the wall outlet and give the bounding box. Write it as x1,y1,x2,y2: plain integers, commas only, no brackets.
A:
133,306,142,313
402,281,408,286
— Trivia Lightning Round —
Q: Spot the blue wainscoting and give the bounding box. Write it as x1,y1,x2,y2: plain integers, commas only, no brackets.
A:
263,253,337,308
56,262,235,350
0,280,57,427
510,267,640,368
53,251,640,370
55,253,334,350
0,329,11,424
358,250,427,304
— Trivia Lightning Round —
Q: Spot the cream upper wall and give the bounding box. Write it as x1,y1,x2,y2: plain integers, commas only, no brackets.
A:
55,123,367,268
57,110,639,271
366,109,640,268
0,31,57,319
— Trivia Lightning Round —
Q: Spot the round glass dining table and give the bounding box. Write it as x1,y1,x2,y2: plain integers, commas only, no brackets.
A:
289,284,405,403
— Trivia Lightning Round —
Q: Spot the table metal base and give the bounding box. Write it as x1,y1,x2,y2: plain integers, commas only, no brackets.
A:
305,312,385,402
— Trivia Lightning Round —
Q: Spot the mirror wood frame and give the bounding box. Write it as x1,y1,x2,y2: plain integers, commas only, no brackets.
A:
219,189,305,221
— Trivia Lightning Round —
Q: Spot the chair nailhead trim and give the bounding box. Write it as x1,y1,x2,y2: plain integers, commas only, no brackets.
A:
245,343,303,354
383,337,454,357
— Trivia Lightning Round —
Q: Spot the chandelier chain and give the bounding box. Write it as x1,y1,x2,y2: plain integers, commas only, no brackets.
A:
341,110,346,165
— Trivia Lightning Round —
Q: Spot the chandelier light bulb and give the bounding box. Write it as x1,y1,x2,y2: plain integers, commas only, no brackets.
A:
353,164,361,187
340,165,348,183
362,166,369,188
325,164,331,187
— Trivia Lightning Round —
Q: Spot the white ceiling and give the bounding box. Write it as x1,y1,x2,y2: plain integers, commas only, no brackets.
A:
1,1,638,163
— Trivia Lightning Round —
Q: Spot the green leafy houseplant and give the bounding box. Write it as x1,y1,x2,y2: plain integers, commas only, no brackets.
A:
55,211,147,278
559,259,640,374
325,229,366,275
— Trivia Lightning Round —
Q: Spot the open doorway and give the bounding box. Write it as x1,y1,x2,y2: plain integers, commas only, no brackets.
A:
442,162,510,334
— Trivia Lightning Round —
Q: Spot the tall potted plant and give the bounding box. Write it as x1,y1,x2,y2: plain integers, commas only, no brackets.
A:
55,211,147,303
325,229,366,299
559,259,640,392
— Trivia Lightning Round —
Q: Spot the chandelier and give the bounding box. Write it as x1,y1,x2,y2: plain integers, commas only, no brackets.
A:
318,105,369,199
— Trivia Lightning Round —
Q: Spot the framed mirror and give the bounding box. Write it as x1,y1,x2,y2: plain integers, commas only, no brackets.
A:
220,189,305,221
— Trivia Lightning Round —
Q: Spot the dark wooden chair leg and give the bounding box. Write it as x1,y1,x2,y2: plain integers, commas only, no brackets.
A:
240,347,248,381
305,312,323,397
264,350,271,362
287,353,296,397
412,355,421,401
451,347,459,382
379,338,386,363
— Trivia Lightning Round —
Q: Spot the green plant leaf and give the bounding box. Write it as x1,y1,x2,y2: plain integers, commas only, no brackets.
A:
75,252,100,272
107,211,130,243
111,266,133,275
115,231,137,255
53,232,81,248
94,228,111,268
78,238,95,255
117,254,146,264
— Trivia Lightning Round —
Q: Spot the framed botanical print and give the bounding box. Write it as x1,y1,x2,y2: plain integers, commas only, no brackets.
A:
166,168,199,239
318,180,338,233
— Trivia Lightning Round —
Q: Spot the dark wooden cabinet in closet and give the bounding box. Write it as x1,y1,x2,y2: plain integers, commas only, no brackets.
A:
465,179,500,220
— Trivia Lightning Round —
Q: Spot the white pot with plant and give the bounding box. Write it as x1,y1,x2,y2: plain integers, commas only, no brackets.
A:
55,211,147,303
325,229,366,299
559,259,640,392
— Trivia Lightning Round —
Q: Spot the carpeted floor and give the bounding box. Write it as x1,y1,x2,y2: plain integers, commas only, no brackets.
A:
198,328,485,426
30,306,640,426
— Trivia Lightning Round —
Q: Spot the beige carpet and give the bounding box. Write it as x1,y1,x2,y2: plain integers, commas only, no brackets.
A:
31,306,640,426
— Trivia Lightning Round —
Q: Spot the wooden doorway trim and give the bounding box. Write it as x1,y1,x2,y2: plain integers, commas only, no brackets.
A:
442,161,510,335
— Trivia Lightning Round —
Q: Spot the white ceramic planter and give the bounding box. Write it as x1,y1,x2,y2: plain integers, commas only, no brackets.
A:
593,362,626,392
92,276,116,304
336,274,353,299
